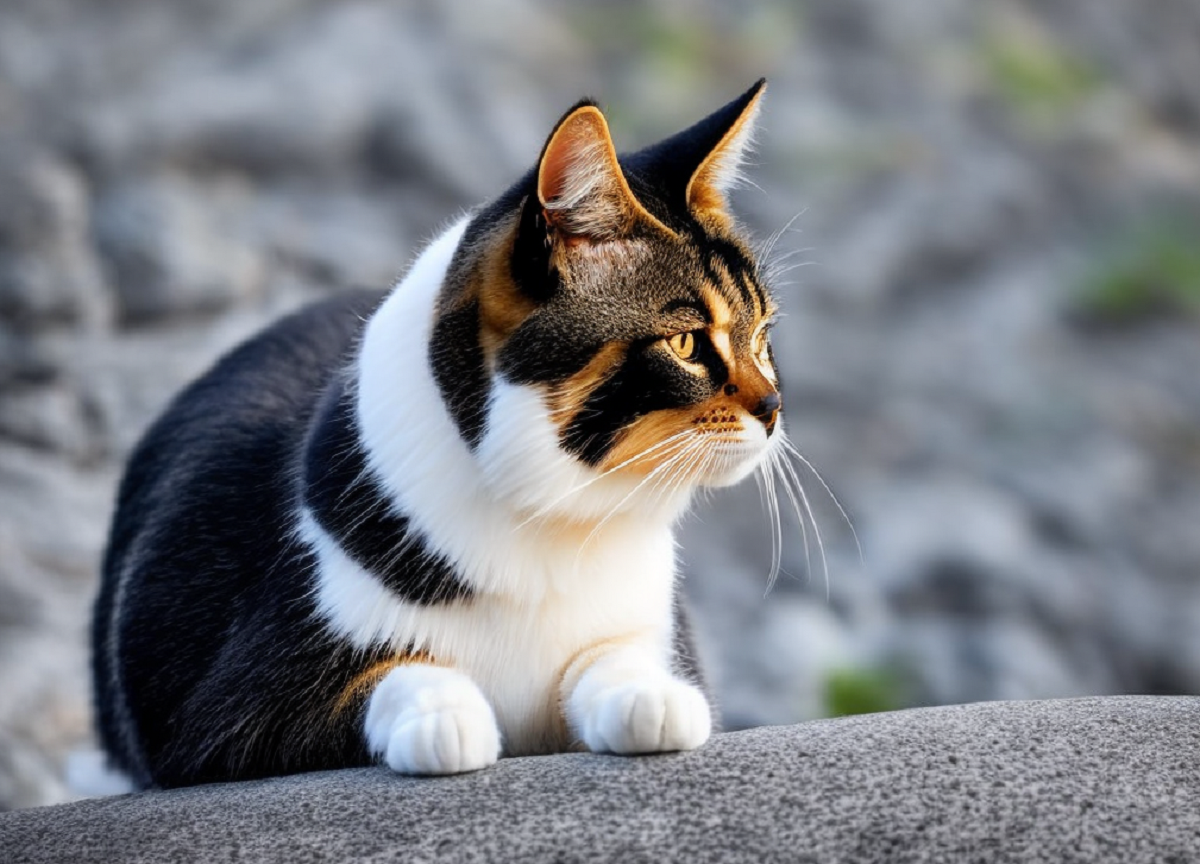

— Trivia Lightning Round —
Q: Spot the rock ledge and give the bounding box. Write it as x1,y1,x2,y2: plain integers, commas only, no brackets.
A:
2,696,1198,863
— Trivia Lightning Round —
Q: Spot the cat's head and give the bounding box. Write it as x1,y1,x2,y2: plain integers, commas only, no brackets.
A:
433,80,781,521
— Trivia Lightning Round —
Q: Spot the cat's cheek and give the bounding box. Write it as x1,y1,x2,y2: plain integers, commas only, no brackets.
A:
699,416,782,488
364,665,501,776
698,444,772,488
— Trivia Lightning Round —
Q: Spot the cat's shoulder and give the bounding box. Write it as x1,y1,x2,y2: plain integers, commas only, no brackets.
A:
161,288,387,419
214,288,388,385
115,288,388,505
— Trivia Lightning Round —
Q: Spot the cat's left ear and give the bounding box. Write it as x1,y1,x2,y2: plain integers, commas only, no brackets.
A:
685,78,766,215
537,101,661,242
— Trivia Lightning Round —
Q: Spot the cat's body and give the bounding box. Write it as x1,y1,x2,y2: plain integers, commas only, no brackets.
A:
93,81,782,788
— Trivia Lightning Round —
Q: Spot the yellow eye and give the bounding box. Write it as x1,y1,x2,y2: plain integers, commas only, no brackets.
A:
668,331,698,361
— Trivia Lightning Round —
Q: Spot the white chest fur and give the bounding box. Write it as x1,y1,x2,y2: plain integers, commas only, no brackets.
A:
302,509,677,753
300,219,689,754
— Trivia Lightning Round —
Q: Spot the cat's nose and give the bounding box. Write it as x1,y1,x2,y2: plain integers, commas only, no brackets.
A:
752,392,781,429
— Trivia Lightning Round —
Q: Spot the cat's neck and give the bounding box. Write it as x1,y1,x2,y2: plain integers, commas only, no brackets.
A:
349,218,692,596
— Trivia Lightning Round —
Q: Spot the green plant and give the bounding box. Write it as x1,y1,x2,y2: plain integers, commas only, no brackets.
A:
1075,219,1200,324
980,28,1100,129
823,666,907,718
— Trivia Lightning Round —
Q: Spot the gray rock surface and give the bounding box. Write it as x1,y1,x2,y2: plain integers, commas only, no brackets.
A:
2,696,1198,863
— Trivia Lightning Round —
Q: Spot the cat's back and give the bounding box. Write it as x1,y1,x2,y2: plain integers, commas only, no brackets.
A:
106,288,386,556
93,289,386,782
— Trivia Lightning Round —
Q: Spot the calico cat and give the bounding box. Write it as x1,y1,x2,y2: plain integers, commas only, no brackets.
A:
92,79,784,787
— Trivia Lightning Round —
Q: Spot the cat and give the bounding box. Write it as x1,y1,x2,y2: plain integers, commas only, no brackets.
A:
91,79,785,788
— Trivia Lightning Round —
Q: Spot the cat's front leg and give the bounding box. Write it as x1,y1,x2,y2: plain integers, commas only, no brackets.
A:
562,643,712,755
364,664,501,775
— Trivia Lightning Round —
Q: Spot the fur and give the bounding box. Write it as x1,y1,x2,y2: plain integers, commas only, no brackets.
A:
92,80,782,787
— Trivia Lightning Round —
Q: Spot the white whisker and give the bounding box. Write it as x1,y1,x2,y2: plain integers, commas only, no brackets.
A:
780,436,862,565
573,436,705,565
514,429,698,529
775,441,829,600
757,209,807,266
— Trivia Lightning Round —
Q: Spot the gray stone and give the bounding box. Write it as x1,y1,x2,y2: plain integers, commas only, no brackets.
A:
0,154,108,331
92,174,266,324
2,697,1198,862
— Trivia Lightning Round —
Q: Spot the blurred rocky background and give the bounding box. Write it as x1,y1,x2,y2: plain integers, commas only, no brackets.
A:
1,0,1198,809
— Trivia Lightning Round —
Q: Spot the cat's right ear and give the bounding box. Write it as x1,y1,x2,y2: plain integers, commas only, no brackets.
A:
537,103,665,243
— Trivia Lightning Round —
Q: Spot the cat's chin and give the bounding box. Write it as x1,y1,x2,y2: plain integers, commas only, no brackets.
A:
694,442,771,488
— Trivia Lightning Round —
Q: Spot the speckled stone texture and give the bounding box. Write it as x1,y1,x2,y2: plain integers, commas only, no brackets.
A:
2,696,1198,863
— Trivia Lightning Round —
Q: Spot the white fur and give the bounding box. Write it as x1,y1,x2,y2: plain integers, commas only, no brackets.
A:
301,218,769,770
566,645,711,754
364,665,500,775
301,505,680,757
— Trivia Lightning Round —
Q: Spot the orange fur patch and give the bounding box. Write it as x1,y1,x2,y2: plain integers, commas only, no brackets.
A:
332,650,436,718
548,341,627,428
474,225,538,363
598,406,707,477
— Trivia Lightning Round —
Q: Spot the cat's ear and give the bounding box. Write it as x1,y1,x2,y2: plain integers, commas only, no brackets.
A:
537,102,652,242
685,78,766,214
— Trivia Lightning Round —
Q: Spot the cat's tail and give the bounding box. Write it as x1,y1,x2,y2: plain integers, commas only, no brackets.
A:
65,748,137,799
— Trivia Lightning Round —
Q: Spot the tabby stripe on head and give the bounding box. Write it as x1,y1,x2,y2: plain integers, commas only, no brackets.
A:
302,380,471,604
700,237,761,314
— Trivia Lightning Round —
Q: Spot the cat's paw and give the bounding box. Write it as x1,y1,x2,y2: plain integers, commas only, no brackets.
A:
578,678,712,755
364,665,501,775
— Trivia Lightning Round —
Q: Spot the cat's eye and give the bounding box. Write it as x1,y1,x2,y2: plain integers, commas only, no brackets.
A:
668,331,699,362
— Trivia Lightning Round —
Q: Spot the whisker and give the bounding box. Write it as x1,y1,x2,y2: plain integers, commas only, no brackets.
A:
764,260,816,283
780,436,862,565
767,446,810,592
775,442,829,601
643,439,705,516
757,209,807,266
757,458,783,592
573,437,706,565
766,443,808,593
514,429,698,529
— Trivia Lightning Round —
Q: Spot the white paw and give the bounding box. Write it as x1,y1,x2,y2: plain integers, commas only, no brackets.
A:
364,665,501,776
578,678,712,755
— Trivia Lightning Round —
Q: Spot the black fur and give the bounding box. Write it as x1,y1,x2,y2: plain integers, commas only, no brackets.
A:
94,290,413,787
563,337,726,466
428,298,492,449
303,382,472,604
621,79,766,230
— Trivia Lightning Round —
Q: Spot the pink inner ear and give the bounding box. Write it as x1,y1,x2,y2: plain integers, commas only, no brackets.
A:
537,106,676,242
538,121,584,207
538,109,609,210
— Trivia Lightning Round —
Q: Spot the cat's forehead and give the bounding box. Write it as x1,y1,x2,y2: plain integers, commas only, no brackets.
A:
561,225,773,335
689,230,775,326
